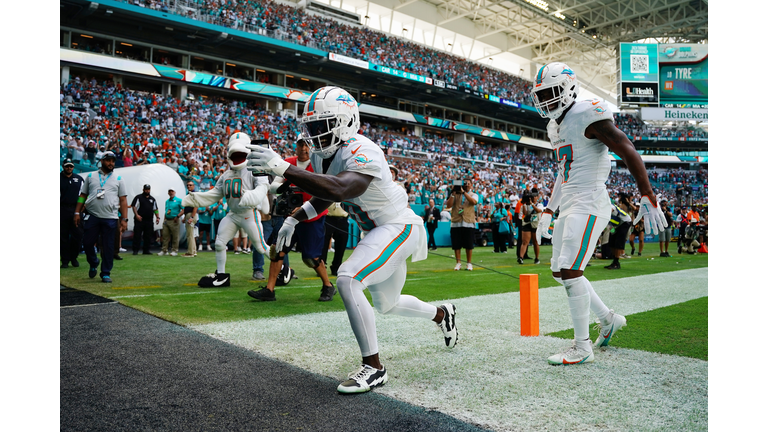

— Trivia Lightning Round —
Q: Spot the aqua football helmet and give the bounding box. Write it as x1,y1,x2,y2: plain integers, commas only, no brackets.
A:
300,86,360,159
532,62,579,120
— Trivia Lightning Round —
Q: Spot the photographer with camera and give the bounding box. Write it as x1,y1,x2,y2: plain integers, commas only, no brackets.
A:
446,178,478,270
248,139,336,302
658,200,674,257
517,190,542,265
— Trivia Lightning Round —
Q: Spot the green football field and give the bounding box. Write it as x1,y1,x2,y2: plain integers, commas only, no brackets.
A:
60,245,707,358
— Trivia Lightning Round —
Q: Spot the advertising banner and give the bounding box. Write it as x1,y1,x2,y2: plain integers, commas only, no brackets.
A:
621,82,659,104
328,52,369,69
619,43,659,83
640,107,708,121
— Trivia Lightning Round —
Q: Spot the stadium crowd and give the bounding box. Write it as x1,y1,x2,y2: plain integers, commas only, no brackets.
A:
121,0,533,104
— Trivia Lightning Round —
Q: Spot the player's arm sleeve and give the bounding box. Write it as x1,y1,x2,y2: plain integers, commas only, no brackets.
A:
182,188,224,208
545,171,564,213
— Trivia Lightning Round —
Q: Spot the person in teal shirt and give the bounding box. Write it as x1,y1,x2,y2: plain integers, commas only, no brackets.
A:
197,204,214,251
158,188,184,256
211,197,228,241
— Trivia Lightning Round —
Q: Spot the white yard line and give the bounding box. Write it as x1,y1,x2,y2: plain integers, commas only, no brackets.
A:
192,268,708,431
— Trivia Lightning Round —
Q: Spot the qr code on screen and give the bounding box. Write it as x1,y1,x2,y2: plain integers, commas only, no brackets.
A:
630,55,649,73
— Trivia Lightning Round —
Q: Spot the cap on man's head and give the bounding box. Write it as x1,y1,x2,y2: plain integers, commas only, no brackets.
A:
168,187,175,192
63,158,74,167
388,164,399,175
143,184,151,190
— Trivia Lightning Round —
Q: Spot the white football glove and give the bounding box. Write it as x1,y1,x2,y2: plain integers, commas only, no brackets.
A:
239,184,268,208
633,195,668,235
536,212,553,245
246,144,290,177
276,216,299,253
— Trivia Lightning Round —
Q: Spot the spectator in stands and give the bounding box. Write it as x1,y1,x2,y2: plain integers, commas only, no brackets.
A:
446,178,478,271
73,151,128,283
60,158,84,268
182,181,198,257
130,184,160,255
71,138,85,164
158,187,184,256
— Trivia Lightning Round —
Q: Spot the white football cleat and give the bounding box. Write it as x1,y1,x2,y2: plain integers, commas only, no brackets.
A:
594,311,627,348
548,344,594,365
337,364,388,394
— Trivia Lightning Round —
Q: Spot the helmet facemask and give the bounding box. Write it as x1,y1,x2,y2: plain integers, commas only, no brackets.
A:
300,86,360,159
532,63,579,120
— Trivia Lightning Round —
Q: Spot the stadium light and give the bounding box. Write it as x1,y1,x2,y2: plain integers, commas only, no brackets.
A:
523,0,549,11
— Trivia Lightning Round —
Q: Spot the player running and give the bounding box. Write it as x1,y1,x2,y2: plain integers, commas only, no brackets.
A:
532,63,667,365
246,86,458,393
182,132,271,287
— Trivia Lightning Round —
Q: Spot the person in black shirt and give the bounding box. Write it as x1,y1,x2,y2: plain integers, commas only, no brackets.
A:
423,198,440,250
60,159,84,268
130,184,160,255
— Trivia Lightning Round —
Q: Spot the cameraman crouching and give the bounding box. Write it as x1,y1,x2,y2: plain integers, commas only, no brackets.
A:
248,139,336,302
446,178,478,271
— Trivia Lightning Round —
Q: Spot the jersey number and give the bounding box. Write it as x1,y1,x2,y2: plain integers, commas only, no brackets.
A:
224,179,242,199
556,145,573,183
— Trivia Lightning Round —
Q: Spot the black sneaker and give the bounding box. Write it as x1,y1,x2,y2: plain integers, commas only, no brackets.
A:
248,286,276,301
102,276,112,283
114,255,123,261
71,259,80,268
89,267,98,278
637,252,642,256
318,283,336,302
133,251,139,255
142,251,152,255
604,263,621,270
275,266,295,286
60,263,69,269
534,258,541,265
631,248,635,256
337,364,388,394
517,257,524,264
198,272,230,288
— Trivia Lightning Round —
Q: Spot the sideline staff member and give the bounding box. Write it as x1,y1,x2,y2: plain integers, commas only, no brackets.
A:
73,151,128,283
130,184,160,255
60,158,84,268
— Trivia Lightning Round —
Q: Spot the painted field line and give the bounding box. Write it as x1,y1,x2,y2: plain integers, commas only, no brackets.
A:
109,291,223,299
192,267,708,432
111,285,162,290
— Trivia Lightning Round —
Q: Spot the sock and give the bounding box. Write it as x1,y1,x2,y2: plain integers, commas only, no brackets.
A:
564,277,591,351
584,278,611,325
337,276,378,357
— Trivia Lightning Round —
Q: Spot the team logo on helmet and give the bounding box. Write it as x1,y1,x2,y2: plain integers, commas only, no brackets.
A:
336,94,356,107
594,106,606,113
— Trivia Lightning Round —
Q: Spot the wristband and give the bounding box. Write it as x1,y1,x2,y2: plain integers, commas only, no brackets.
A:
301,201,318,220
77,196,85,203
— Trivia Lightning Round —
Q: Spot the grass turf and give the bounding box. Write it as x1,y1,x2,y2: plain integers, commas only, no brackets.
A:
547,296,708,360
61,245,707,325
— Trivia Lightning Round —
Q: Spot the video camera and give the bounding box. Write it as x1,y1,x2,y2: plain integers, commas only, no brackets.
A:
452,179,465,194
272,182,304,217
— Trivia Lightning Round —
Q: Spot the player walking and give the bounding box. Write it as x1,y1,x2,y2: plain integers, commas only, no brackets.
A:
532,63,667,365
182,132,271,287
246,86,458,393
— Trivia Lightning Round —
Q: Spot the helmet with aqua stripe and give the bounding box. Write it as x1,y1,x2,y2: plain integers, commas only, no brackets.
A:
531,62,579,120
300,86,360,159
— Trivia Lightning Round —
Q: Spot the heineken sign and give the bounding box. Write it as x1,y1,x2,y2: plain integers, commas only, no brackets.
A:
640,107,708,121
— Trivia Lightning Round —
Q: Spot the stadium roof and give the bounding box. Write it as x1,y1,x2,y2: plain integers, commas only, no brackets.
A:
304,0,708,105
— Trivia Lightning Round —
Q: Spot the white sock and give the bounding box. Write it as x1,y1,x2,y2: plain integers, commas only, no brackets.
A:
337,276,378,357
564,277,591,351
584,278,612,325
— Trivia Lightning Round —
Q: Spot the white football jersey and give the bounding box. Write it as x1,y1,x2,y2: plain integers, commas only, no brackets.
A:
310,134,422,231
547,99,614,218
213,169,269,215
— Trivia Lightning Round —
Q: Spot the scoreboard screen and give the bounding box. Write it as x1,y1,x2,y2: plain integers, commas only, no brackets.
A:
658,44,708,108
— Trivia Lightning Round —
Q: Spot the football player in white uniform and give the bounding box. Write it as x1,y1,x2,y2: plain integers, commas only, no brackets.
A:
246,86,458,394
182,132,270,287
532,63,667,365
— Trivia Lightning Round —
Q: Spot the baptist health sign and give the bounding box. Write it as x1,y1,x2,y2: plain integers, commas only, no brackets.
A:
641,107,708,121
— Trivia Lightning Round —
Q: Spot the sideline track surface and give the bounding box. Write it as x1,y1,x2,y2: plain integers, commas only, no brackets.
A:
60,297,490,432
